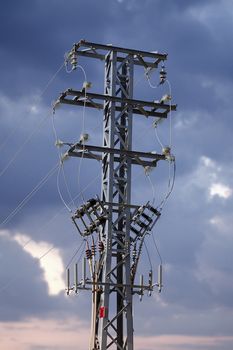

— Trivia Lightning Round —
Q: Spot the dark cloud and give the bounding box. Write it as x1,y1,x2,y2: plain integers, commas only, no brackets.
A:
1,1,233,349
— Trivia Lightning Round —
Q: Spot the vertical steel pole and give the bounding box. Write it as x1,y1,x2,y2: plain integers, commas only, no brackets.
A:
94,51,134,349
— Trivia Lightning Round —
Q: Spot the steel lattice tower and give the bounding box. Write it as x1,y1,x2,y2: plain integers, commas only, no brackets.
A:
56,40,176,350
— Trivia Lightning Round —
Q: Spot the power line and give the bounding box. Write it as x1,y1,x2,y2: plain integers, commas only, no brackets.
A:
0,162,59,227
0,172,100,295
0,62,65,177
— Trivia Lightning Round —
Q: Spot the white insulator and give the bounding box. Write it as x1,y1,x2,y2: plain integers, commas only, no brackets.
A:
149,269,153,286
162,146,171,156
158,264,163,293
82,81,92,90
55,139,64,148
60,152,69,163
144,166,153,175
74,263,78,293
82,257,86,286
66,268,70,295
160,94,171,103
139,274,144,302
80,133,89,144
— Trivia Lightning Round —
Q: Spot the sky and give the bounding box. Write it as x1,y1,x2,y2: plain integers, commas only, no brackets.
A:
0,0,233,349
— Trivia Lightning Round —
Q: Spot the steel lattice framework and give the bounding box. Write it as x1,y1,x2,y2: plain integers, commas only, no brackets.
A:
56,40,176,350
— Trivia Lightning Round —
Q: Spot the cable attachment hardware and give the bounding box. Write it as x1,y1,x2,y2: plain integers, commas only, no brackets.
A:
79,133,89,144
159,64,167,84
98,239,104,253
55,139,64,148
162,146,175,162
71,196,108,237
70,50,78,70
130,202,161,242
82,81,92,91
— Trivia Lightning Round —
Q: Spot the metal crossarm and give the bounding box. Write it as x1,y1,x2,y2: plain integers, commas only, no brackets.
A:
70,40,168,68
59,89,176,118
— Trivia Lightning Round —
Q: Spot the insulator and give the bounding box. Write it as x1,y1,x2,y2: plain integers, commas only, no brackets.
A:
82,257,86,286
74,206,85,218
70,52,77,70
91,244,96,256
148,205,160,216
98,216,106,225
88,222,96,233
98,240,104,253
137,221,148,229
86,249,92,260
74,263,78,293
159,65,167,84
158,264,163,292
132,249,137,261
131,226,140,235
66,268,70,295
141,212,153,223
149,270,153,285
86,198,97,209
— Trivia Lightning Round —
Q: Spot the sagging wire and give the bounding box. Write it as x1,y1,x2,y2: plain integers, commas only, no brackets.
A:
0,113,50,179
144,66,159,89
77,74,89,204
0,61,65,175
151,231,162,265
166,79,172,149
144,240,153,271
0,173,101,295
51,108,75,213
65,239,86,269
156,158,176,211
144,63,176,212
154,126,164,149
145,170,156,205
0,162,59,227
40,62,65,97
64,51,89,203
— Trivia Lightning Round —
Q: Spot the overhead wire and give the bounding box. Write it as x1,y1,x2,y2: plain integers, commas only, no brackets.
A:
143,65,176,211
151,231,162,265
51,109,74,213
64,56,89,203
76,65,88,204
156,159,176,211
0,172,101,295
0,113,50,178
143,240,153,271
0,162,59,227
0,61,65,177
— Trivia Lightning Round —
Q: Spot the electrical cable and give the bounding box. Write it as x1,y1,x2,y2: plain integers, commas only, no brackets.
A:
40,62,65,97
51,110,75,212
144,66,176,211
0,126,18,153
77,65,88,203
64,57,89,203
166,79,172,148
0,173,101,295
65,240,85,269
0,113,50,179
156,159,176,211
56,164,72,213
0,162,59,227
0,62,65,174
154,126,164,149
144,240,153,271
145,173,156,205
151,232,162,265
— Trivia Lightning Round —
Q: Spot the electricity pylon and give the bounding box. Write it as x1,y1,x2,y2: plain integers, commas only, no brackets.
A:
55,40,176,350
